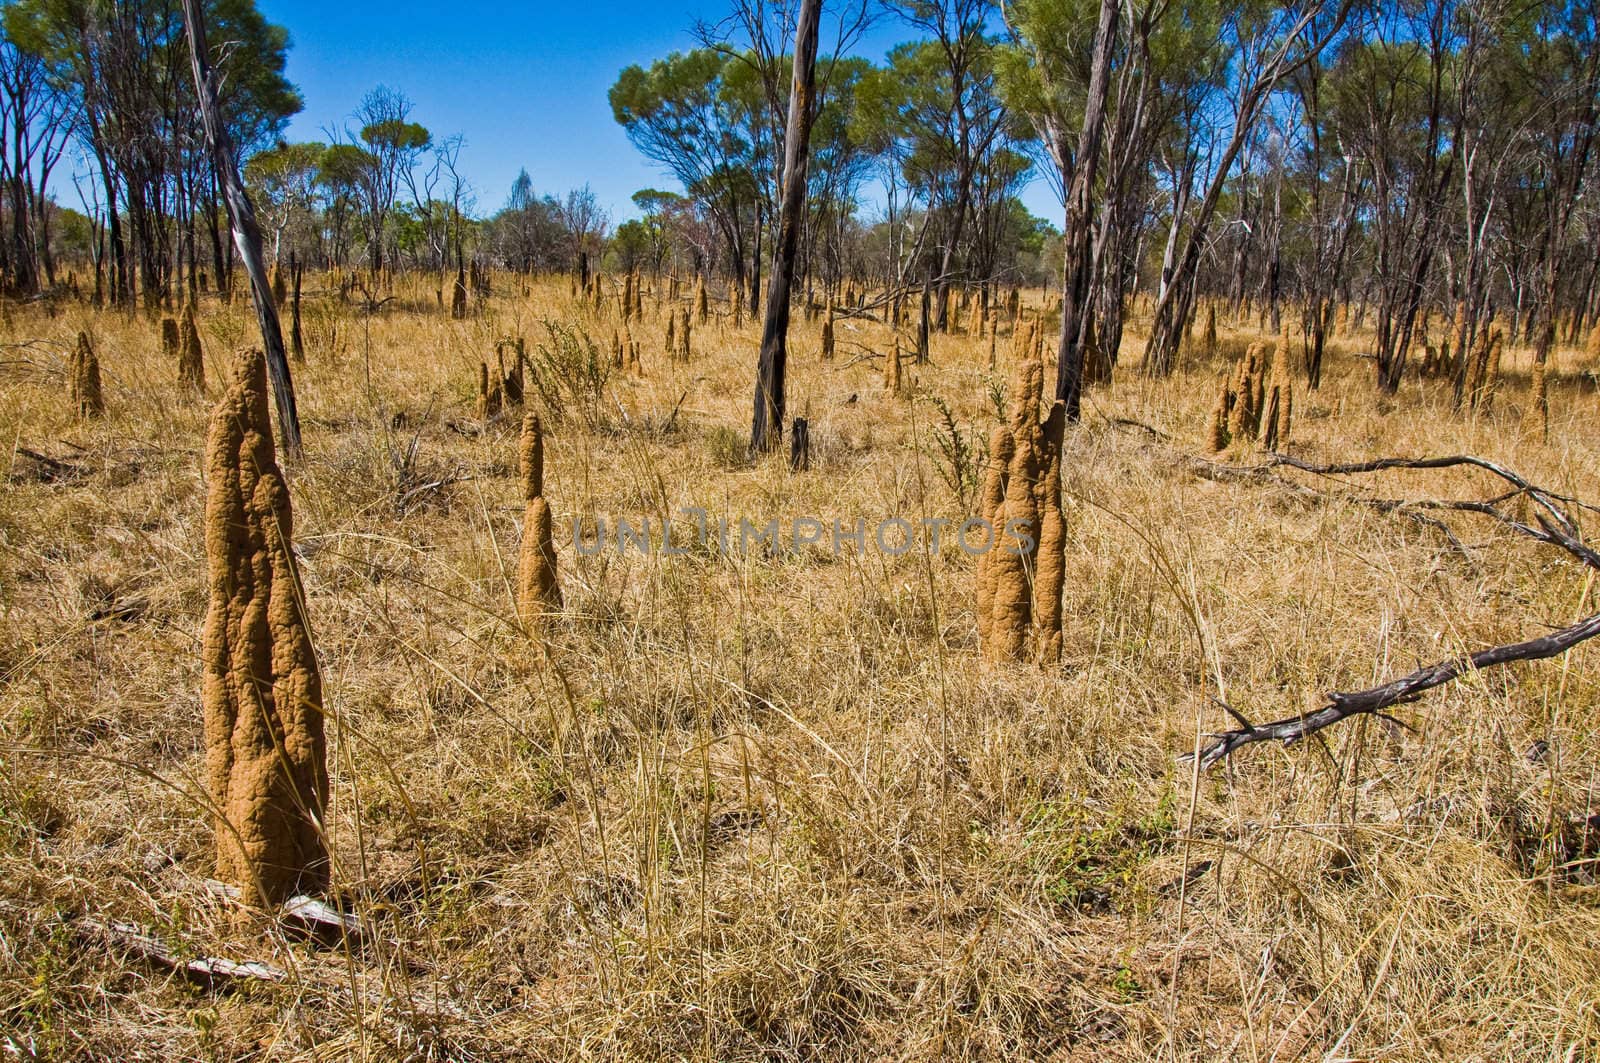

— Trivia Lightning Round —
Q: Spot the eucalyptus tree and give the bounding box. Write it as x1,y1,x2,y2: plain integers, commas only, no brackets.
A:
7,0,298,304
0,10,69,294
1001,0,1118,419
350,86,430,276
885,0,1008,328
1141,0,1352,377
245,140,322,263
612,48,766,296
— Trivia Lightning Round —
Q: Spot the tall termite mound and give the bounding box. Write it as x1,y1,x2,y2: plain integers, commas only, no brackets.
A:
693,275,708,325
516,413,562,628
202,347,328,909
975,318,1067,663
179,302,206,391
69,331,104,419
1260,330,1293,450
821,306,835,360
1464,327,1504,411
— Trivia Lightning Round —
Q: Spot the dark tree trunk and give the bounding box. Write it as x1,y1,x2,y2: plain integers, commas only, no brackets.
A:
181,0,304,459
750,0,822,453
1054,0,1119,422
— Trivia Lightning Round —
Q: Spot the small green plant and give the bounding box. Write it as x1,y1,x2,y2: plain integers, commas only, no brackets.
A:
926,395,980,513
528,319,611,429
707,424,751,470
986,376,1006,423
1024,788,1175,914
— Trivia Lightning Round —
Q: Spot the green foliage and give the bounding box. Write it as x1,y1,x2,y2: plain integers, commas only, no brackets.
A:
926,394,982,514
1023,787,1176,913
527,320,611,431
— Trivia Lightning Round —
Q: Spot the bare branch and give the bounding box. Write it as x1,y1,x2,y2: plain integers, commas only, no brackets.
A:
1188,452,1600,766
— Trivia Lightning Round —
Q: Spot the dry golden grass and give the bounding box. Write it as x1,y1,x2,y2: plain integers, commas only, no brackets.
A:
2,279,1599,1060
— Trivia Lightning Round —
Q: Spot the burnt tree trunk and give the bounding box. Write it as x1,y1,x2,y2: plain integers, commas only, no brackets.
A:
181,0,304,459
750,0,822,453
1054,0,1119,422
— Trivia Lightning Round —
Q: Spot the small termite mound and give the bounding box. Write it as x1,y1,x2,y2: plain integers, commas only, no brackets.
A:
1200,302,1217,357
516,413,562,629
622,325,640,373
69,331,104,419
179,302,206,392
1523,355,1550,443
476,361,503,420
160,316,180,360
1464,327,1503,410
202,347,328,910
499,342,524,407
1207,375,1231,452
676,308,692,363
821,307,835,360
884,336,903,395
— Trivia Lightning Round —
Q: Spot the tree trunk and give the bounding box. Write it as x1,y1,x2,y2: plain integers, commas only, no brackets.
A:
750,0,822,453
1053,0,1119,421
181,0,304,459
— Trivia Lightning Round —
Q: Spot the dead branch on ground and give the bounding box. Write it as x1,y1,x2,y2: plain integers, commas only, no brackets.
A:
1188,452,1600,767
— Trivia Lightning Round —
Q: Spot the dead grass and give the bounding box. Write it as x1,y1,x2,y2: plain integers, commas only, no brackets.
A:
1,279,1598,1061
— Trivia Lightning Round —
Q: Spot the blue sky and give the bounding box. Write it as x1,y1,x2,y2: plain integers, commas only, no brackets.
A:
251,0,1060,226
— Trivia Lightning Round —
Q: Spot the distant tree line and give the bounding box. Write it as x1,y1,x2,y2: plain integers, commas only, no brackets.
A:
613,0,1600,397
6,0,1600,405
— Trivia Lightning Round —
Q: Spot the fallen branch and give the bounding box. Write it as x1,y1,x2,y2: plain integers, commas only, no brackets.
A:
1190,452,1600,766
83,917,287,984
1193,610,1600,766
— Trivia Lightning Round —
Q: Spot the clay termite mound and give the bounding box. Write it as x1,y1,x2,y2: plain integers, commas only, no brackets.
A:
69,331,104,419
179,302,206,391
1464,327,1504,411
202,347,328,909
975,317,1067,663
498,341,524,407
1207,373,1231,452
622,325,640,373
693,275,708,325
1523,355,1550,443
161,316,180,360
476,361,503,420
821,307,835,360
675,307,692,363
516,413,562,628
884,335,903,395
